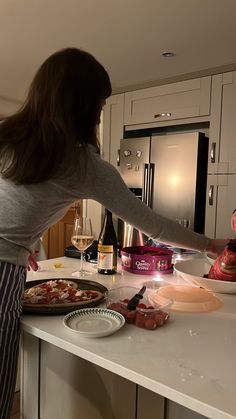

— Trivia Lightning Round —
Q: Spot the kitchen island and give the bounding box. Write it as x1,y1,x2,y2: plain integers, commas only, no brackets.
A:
21,256,236,419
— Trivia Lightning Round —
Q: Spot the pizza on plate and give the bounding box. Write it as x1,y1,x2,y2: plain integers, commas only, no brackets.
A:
23,279,102,307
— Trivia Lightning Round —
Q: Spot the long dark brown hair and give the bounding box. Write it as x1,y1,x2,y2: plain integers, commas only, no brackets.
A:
0,48,112,184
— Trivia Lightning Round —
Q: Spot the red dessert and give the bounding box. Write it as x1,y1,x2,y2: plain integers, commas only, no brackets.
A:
207,240,236,282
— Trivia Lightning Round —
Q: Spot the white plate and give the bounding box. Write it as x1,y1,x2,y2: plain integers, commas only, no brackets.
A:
174,258,236,294
63,308,125,338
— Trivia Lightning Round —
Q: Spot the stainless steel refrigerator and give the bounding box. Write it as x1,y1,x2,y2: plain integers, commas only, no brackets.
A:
119,132,208,247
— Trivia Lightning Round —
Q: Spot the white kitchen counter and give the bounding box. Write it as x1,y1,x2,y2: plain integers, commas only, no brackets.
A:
21,256,236,419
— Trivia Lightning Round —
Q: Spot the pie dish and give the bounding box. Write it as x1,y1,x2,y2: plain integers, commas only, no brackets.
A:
23,278,107,314
148,284,223,313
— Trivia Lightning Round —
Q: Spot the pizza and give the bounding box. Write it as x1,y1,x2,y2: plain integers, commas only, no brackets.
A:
23,279,103,307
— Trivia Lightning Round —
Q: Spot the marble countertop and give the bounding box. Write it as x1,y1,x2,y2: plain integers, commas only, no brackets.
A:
21,256,236,419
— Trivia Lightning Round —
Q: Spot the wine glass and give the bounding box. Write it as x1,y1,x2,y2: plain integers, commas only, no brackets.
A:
71,216,94,278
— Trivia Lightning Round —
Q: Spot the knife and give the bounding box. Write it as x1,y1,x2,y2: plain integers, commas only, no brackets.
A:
127,285,146,310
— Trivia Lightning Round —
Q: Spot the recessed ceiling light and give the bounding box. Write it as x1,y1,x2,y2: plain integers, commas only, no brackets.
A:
162,51,175,57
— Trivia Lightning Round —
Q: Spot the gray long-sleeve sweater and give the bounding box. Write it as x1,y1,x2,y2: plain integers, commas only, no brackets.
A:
0,145,209,267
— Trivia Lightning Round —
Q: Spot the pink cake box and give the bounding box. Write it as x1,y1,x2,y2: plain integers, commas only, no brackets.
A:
121,246,173,275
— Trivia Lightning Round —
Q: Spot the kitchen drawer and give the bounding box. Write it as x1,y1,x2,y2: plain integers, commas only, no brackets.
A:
124,77,211,126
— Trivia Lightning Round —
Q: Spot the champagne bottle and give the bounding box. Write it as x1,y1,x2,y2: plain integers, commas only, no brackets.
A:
97,209,118,274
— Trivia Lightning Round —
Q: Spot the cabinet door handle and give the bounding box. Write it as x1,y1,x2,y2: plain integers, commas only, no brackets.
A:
210,142,216,163
209,185,214,206
154,112,172,118
117,149,120,166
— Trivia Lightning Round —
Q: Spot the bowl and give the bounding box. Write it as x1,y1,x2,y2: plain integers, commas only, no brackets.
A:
148,284,222,313
105,286,171,330
174,258,236,294
121,246,173,275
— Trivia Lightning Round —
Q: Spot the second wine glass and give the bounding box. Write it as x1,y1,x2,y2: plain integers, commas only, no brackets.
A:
71,216,94,278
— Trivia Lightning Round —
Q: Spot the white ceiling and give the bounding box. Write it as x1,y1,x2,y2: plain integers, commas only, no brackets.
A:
1,0,236,105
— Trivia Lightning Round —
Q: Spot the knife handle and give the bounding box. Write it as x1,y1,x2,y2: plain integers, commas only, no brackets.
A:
139,285,146,295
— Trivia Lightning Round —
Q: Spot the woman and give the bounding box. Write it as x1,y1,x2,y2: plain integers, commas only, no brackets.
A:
0,48,226,418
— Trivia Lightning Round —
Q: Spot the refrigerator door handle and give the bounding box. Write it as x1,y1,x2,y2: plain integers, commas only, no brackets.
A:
142,163,149,204
147,163,155,207
209,185,214,206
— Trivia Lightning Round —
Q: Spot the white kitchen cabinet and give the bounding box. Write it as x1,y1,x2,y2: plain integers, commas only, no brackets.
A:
136,387,210,419
21,332,40,419
21,335,137,419
137,386,165,419
85,94,124,236
83,198,102,240
208,71,236,174
205,72,236,237
100,93,125,229
167,401,209,419
21,335,209,419
102,93,124,168
218,71,236,173
204,174,236,238
124,77,211,126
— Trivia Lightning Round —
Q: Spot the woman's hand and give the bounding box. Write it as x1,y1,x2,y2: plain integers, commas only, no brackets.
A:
27,251,39,271
206,238,230,255
231,210,236,233
206,211,236,255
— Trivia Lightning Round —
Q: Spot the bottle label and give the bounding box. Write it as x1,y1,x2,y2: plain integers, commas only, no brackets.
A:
98,245,113,253
98,245,114,270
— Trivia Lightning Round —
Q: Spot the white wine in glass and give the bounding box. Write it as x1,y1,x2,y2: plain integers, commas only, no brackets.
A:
71,217,94,277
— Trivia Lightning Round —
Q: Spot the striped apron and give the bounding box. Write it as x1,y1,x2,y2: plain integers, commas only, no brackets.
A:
0,262,26,419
